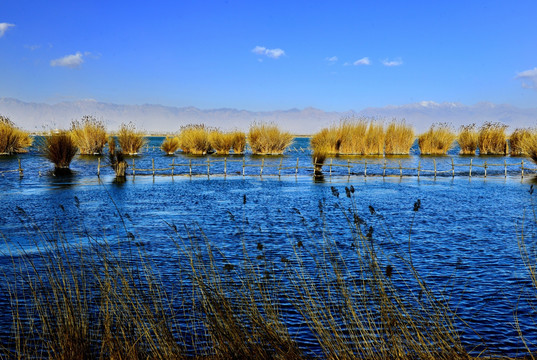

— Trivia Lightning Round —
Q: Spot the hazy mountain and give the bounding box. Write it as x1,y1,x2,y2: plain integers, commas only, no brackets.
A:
1,97,535,134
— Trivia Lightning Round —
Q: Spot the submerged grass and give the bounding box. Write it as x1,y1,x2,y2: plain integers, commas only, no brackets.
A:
70,115,107,155
116,122,147,155
418,123,456,155
385,119,415,155
0,115,33,155
458,124,479,155
248,123,294,155
478,122,508,155
1,191,493,359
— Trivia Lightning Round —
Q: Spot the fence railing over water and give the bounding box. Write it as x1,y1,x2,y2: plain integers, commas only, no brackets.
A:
2,157,536,179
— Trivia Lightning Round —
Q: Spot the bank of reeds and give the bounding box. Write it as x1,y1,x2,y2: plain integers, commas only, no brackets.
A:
230,131,247,154
478,122,508,155
42,131,78,174
310,126,340,154
384,119,415,155
418,123,456,155
161,136,181,155
69,115,107,155
178,124,212,155
458,124,478,155
248,123,293,155
509,128,533,156
116,122,147,155
523,132,537,165
0,115,33,155
3,193,478,359
209,130,235,154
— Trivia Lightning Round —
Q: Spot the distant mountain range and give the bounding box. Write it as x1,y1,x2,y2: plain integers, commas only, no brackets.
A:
1,97,536,134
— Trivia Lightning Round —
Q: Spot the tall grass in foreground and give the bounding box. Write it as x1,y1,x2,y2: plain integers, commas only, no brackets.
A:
116,122,147,155
458,124,478,155
509,128,533,156
418,123,456,155
0,115,33,155
478,122,508,155
42,131,78,174
523,132,537,165
178,124,212,155
2,193,478,359
248,123,293,155
384,119,415,155
161,136,181,155
69,115,107,155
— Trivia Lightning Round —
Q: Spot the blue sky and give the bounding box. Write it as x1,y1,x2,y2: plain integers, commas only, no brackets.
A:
1,0,536,111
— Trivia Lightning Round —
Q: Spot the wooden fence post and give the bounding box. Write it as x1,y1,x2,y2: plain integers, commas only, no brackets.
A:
278,157,283,177
224,157,227,177
260,158,264,177
399,160,402,177
451,158,455,177
189,159,192,177
18,158,23,177
383,159,386,177
296,157,299,177
469,158,472,177
329,158,333,177
132,158,136,177
152,158,155,177
171,158,175,177
207,158,210,178
347,159,351,176
522,160,524,178
484,161,487,178
433,158,437,178
504,160,507,178
242,158,246,177
364,160,367,177
97,157,100,177
417,160,421,178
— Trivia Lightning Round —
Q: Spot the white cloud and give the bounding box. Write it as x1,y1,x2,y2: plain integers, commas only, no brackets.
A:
0,23,15,38
50,52,84,68
382,58,403,67
252,46,285,59
516,67,537,90
326,56,338,63
353,57,370,66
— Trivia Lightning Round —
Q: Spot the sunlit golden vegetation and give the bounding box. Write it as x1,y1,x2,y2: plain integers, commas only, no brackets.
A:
0,115,33,155
69,115,107,155
523,131,537,165
43,131,78,172
478,122,508,155
160,136,181,155
177,124,212,155
418,123,456,155
509,128,533,156
248,123,294,155
457,124,478,155
108,137,128,177
116,122,147,155
384,119,415,155
209,130,235,154
230,130,247,154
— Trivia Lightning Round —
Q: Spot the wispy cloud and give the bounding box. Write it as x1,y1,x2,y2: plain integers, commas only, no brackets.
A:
0,23,15,38
24,44,41,51
252,46,285,59
353,57,370,66
50,52,84,68
326,56,338,63
382,58,403,67
516,67,537,90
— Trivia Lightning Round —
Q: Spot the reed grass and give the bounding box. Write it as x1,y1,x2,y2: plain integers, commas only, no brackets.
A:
160,136,181,155
178,124,212,155
248,123,294,155
3,193,481,359
0,115,33,155
457,124,478,155
522,131,537,165
478,122,508,155
69,115,107,155
384,119,415,155
42,131,78,172
418,123,456,155
509,128,533,156
108,137,128,177
336,119,369,154
310,127,340,155
365,120,385,155
116,122,147,155
230,130,247,154
208,130,235,154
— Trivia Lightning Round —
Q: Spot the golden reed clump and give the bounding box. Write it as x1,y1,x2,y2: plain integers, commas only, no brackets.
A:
160,136,180,155
177,124,212,155
509,128,533,156
70,115,107,155
0,115,33,155
418,123,456,155
478,122,508,155
457,124,478,155
248,123,294,155
384,119,415,155
116,122,147,155
522,130,537,164
43,131,78,172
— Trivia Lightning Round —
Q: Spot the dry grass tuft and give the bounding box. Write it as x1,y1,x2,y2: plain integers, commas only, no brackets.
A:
418,123,456,155
178,124,212,155
209,130,235,154
230,131,247,154
457,124,478,155
70,115,107,155
384,119,415,155
509,128,533,156
478,122,508,155
108,137,128,177
43,131,78,170
310,127,340,155
523,131,537,165
248,123,293,155
116,122,147,155
0,115,33,154
160,136,181,155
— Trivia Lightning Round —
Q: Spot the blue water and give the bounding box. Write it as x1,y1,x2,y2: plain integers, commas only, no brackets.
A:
1,137,537,357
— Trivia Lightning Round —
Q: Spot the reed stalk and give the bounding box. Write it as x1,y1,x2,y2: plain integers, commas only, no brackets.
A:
161,136,181,155
385,119,415,155
0,115,33,155
248,123,293,155
116,122,147,155
230,131,247,154
42,131,78,173
69,115,107,155
478,122,508,155
522,131,537,165
178,124,212,155
209,130,235,154
509,128,533,156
